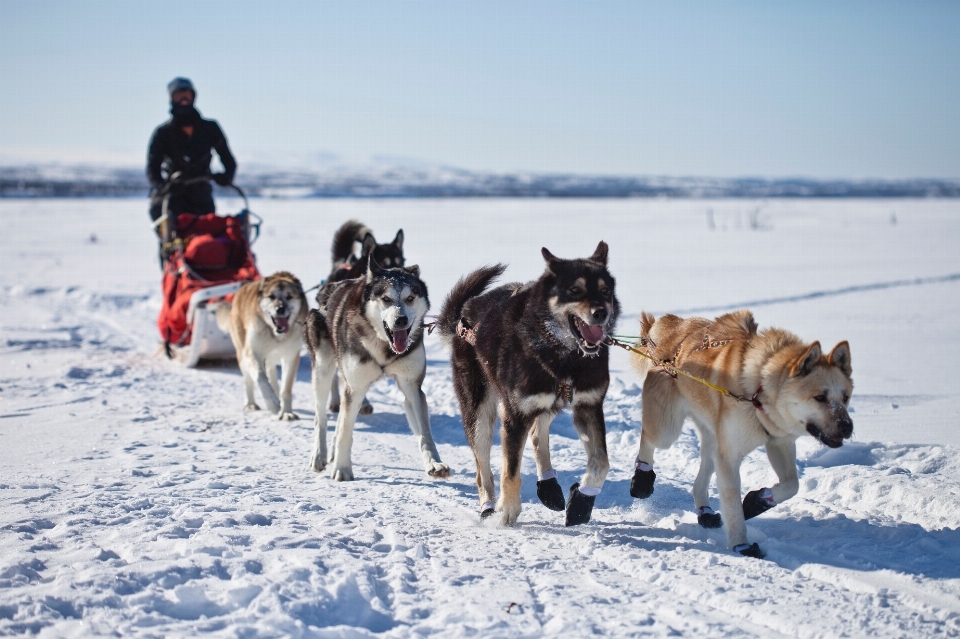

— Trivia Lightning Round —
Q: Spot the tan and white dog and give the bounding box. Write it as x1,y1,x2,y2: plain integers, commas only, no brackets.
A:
218,271,308,420
629,310,853,558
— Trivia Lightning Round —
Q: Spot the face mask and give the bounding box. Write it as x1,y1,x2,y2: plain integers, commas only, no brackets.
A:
170,103,200,124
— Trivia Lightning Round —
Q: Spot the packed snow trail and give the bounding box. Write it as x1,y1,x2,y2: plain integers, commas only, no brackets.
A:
1,198,959,637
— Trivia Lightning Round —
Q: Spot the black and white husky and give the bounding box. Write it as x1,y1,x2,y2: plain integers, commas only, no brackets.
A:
319,220,406,416
305,256,450,481
436,242,620,526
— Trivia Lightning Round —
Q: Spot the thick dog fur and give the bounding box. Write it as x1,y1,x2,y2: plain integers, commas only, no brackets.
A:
304,256,449,481
630,310,853,557
218,271,308,420
436,242,620,526
318,220,405,415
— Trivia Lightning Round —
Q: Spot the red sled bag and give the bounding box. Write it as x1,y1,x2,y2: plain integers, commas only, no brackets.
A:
157,212,260,347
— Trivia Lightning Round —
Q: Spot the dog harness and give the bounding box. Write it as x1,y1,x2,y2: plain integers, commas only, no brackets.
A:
609,335,765,413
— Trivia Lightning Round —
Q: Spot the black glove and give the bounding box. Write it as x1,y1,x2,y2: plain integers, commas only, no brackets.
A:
212,173,232,186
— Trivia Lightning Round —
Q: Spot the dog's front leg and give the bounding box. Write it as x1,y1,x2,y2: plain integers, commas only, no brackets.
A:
253,360,282,414
498,410,531,527
276,350,299,421
567,401,609,526
239,356,259,411
531,413,565,511
309,353,337,473
395,377,450,478
329,363,376,481
715,450,763,558
741,436,798,520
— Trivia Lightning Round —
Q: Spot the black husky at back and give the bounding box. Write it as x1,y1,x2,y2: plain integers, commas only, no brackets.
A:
436,242,620,527
320,220,404,297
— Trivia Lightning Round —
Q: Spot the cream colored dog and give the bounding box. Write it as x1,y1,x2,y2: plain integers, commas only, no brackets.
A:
218,271,308,420
629,310,853,558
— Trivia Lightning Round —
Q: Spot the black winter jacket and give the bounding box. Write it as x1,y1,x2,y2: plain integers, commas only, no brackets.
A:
146,114,236,192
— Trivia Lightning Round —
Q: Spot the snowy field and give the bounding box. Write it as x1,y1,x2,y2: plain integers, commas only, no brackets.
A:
1,197,959,637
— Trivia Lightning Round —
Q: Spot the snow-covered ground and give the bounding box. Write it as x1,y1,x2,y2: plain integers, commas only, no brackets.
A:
1,197,958,637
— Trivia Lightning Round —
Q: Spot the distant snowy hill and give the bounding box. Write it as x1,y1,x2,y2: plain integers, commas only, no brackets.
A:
2,160,958,198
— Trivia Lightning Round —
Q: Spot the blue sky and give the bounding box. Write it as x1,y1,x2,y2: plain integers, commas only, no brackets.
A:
1,0,958,178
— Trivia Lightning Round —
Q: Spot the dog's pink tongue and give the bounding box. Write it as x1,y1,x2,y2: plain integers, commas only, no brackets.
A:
275,316,290,333
392,328,409,353
579,321,605,344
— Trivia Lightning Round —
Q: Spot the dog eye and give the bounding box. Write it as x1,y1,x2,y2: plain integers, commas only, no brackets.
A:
600,287,610,298
842,393,850,404
814,393,828,403
568,287,583,297
381,296,392,303
405,295,415,304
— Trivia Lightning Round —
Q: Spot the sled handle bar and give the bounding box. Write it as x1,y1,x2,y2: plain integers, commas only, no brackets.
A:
152,175,260,245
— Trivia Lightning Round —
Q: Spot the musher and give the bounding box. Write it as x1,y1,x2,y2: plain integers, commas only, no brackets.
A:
146,77,236,222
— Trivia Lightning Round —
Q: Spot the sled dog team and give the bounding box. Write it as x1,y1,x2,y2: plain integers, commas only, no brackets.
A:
219,220,855,559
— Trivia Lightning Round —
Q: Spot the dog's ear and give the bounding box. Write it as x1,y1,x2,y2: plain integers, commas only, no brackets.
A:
361,233,376,256
791,341,822,377
541,247,562,272
828,341,852,377
404,264,420,277
366,254,382,282
393,229,404,251
589,241,609,266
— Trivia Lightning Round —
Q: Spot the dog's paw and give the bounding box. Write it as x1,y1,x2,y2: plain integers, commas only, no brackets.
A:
564,483,596,527
499,511,519,527
733,543,766,559
425,462,450,478
309,456,326,473
536,477,566,511
480,507,496,520
698,512,723,528
243,403,261,412
630,467,656,499
277,411,299,421
358,402,374,416
330,466,354,482
742,488,776,520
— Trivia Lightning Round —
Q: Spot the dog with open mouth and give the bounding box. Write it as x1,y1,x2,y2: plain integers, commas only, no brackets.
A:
436,242,620,527
304,256,449,481
316,220,407,416
219,271,308,420
628,310,854,558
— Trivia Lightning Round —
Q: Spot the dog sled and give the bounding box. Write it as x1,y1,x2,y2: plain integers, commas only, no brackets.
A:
154,175,262,367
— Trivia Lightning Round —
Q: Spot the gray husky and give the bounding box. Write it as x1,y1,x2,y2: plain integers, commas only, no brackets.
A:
305,256,450,481
436,242,620,526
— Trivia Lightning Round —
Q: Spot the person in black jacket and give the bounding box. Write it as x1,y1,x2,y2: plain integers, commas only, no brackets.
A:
147,78,237,222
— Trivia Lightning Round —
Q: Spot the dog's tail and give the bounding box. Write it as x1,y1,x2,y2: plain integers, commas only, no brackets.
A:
331,220,374,264
436,264,507,345
631,312,658,381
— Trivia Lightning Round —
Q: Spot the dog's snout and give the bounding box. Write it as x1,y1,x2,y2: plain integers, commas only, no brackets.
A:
839,416,853,438
592,307,608,323
394,315,408,328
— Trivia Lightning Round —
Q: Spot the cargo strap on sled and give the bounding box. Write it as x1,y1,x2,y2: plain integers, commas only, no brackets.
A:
606,336,764,412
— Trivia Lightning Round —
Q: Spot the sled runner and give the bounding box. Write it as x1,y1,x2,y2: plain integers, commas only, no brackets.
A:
154,175,262,367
